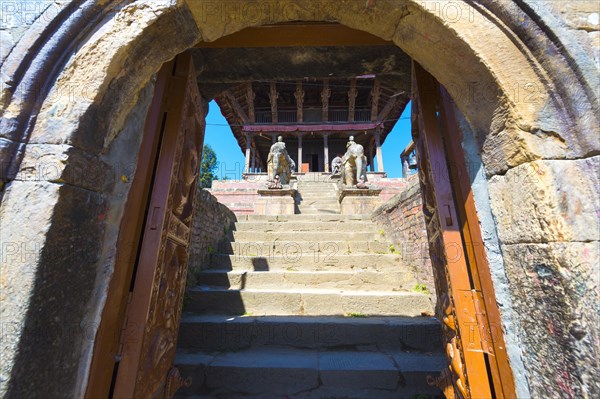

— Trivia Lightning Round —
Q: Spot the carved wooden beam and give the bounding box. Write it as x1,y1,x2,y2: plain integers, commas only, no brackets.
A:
377,95,397,122
224,90,249,125
246,82,255,123
348,78,357,122
321,78,330,122
370,79,381,122
295,80,304,122
269,81,278,124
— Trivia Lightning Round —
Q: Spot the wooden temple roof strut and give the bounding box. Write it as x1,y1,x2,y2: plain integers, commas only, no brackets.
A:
348,78,357,122
295,80,304,122
371,79,381,122
269,81,278,124
246,82,255,123
321,78,330,122
223,90,249,124
377,95,397,122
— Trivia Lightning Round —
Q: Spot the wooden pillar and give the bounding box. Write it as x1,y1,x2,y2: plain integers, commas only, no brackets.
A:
371,79,381,122
295,80,304,122
297,134,303,173
321,79,330,122
271,133,277,144
250,147,256,172
375,129,384,172
269,81,278,123
244,133,251,173
323,134,330,173
348,78,357,122
368,143,375,172
246,82,255,123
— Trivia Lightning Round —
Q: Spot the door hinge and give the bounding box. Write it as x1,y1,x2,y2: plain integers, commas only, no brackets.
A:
459,290,495,355
115,292,134,362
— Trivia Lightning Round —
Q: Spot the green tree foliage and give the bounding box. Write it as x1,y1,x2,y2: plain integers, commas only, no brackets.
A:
199,144,218,188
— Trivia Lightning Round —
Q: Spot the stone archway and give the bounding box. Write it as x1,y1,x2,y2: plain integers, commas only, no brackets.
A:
0,1,597,398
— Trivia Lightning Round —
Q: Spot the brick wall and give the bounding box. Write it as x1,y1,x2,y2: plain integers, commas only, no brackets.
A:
188,187,237,286
372,174,434,295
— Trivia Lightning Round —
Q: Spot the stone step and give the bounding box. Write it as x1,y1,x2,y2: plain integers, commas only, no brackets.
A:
177,314,443,353
296,209,341,215
296,208,341,215
174,348,445,398
208,253,402,272
297,197,339,204
238,214,371,222
233,221,377,232
197,270,415,291
298,190,338,196
232,230,380,241
297,202,340,208
215,202,254,212
298,188,338,194
185,287,433,316
298,182,337,186
297,187,338,193
218,240,392,256
297,205,340,211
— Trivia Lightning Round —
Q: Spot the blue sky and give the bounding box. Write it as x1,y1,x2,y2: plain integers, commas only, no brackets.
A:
204,100,413,179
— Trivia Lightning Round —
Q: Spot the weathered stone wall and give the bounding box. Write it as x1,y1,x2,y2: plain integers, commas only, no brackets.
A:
372,174,434,296
188,187,237,286
488,156,600,397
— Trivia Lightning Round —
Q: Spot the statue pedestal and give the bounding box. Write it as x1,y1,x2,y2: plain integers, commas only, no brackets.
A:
338,188,382,215
255,189,297,215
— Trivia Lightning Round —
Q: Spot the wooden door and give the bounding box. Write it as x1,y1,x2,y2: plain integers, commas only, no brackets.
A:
111,52,204,398
412,62,516,398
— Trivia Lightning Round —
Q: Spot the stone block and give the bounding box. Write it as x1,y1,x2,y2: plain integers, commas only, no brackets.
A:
0,138,24,183
0,181,107,397
501,241,599,398
204,348,319,395
17,143,113,192
339,188,382,215
254,188,296,215
319,351,399,390
488,157,599,244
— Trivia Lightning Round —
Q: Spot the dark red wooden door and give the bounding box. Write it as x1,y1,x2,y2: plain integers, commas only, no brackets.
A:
112,52,204,398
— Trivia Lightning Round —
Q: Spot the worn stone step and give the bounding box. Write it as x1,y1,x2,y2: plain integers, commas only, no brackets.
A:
238,214,371,222
297,191,337,195
185,287,433,316
232,230,380,241
296,207,341,214
297,210,342,215
197,270,415,291
297,203,340,209
177,314,443,353
297,198,339,205
298,182,337,186
233,221,377,232
174,348,445,398
216,202,254,212
218,240,392,256
208,253,403,272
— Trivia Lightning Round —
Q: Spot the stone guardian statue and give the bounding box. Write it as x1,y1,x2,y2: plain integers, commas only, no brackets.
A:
266,136,295,188
341,135,368,188
331,156,343,175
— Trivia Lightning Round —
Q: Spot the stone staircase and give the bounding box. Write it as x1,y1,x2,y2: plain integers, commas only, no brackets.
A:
175,175,445,398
